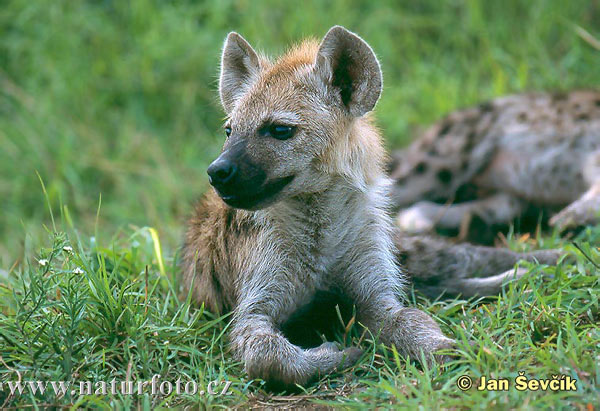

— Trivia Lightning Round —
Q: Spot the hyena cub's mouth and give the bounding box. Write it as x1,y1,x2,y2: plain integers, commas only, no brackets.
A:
218,175,295,210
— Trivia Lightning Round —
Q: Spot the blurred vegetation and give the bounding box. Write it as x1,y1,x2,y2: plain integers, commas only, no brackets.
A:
1,0,599,263
1,1,599,408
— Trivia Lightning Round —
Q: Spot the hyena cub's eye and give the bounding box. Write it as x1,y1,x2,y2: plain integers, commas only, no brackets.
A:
261,124,296,140
224,126,232,138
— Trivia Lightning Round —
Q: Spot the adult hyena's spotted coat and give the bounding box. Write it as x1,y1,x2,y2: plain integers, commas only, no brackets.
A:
390,90,600,242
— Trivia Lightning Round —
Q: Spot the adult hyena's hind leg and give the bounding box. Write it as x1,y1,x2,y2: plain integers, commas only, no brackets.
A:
550,150,600,230
396,193,526,235
395,232,561,299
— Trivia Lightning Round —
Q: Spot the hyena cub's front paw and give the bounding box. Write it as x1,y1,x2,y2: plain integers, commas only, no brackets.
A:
244,338,364,390
307,342,363,373
386,308,456,366
396,202,437,233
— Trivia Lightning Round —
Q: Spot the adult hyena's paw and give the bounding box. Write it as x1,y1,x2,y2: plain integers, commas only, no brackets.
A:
549,208,579,230
550,184,600,230
396,202,437,233
549,207,598,230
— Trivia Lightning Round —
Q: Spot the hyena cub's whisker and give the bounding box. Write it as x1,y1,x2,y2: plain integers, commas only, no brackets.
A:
182,26,454,388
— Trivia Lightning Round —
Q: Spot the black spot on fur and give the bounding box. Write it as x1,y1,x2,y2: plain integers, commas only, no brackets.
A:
462,140,475,154
552,92,568,102
438,122,452,137
455,183,479,202
415,162,428,174
436,169,453,185
478,101,493,112
576,113,590,121
517,112,527,122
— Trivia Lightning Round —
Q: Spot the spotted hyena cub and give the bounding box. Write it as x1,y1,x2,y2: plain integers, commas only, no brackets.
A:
182,26,456,388
182,26,560,388
391,91,600,241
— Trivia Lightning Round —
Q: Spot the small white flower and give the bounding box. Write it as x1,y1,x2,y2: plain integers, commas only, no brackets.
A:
63,246,73,253
164,340,170,345
38,259,48,266
73,267,84,274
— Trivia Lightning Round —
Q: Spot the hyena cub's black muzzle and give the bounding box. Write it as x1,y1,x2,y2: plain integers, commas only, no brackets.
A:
207,139,294,210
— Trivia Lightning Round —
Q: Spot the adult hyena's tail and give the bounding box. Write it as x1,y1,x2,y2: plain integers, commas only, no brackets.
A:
395,231,561,298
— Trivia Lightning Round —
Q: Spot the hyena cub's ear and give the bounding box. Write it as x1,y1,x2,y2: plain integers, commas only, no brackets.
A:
314,26,382,117
219,32,261,114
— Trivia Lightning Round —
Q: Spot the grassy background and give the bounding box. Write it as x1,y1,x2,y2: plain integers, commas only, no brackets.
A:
1,0,599,408
1,0,599,263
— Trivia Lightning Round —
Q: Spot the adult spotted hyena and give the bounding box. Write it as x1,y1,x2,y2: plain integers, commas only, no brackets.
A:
390,91,600,241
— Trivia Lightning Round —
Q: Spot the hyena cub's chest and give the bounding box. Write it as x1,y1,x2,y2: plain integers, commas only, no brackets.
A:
277,194,367,278
272,193,371,347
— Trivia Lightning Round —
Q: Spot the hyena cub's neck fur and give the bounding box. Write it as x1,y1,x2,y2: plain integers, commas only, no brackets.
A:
182,26,453,388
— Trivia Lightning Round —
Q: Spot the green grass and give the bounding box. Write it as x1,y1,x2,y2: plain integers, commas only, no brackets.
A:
1,223,599,408
1,0,599,408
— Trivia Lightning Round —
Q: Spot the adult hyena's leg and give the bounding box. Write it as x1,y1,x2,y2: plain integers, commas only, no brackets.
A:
396,193,525,234
550,150,600,230
396,233,561,298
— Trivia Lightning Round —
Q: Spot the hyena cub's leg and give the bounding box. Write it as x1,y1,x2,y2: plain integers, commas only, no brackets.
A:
396,233,561,298
230,285,362,388
396,193,525,234
550,150,600,230
339,243,455,365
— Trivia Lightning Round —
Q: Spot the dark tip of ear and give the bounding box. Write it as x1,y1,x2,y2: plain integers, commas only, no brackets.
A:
323,25,359,43
327,25,351,35
226,32,244,42
225,32,247,48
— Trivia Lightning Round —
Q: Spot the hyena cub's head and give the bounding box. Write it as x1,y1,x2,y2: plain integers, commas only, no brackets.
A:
207,26,383,210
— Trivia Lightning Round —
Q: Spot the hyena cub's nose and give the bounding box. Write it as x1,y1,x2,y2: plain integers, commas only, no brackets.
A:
207,159,238,187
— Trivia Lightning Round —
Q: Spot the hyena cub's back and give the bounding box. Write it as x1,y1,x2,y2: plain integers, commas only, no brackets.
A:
391,90,600,239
